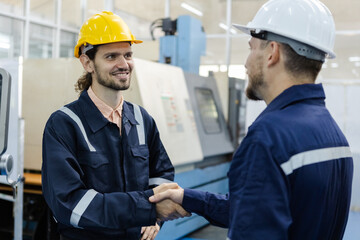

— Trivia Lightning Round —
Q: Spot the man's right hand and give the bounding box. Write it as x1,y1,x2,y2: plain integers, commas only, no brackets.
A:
150,184,184,205
150,183,191,221
152,182,180,195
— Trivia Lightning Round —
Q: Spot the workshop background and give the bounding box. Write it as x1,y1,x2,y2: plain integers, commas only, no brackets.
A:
0,0,359,239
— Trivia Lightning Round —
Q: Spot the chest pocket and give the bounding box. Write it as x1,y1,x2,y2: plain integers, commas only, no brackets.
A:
130,145,150,190
78,151,111,192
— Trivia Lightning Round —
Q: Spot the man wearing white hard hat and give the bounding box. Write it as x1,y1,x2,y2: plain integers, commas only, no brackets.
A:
149,0,354,239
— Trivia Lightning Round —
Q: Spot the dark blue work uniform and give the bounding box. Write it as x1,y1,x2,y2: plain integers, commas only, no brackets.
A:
42,91,174,239
182,84,353,240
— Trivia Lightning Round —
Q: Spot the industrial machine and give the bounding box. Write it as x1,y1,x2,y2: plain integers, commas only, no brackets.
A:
228,77,247,147
152,15,206,74
0,68,24,188
153,14,236,161
0,63,24,240
183,72,234,158
0,68,13,177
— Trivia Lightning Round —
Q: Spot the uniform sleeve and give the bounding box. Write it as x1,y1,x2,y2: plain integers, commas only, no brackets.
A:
41,116,157,230
227,141,291,240
146,112,175,187
182,188,229,228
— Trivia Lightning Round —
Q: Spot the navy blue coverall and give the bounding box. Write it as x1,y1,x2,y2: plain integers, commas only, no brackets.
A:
42,91,174,239
182,84,353,240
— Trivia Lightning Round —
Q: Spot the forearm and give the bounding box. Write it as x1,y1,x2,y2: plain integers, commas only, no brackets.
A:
43,179,157,230
182,188,229,228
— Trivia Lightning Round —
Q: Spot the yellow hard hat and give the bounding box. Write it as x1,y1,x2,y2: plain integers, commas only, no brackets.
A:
74,11,142,58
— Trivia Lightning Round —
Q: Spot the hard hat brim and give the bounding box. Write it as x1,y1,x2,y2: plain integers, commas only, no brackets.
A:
232,23,336,59
74,39,143,58
232,24,251,35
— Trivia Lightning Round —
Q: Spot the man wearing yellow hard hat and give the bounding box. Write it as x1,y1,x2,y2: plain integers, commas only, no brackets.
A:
41,11,187,240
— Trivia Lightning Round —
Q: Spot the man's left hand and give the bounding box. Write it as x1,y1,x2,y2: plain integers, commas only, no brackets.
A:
140,223,160,240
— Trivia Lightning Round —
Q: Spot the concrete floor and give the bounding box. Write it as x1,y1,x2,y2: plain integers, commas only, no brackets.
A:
181,211,360,240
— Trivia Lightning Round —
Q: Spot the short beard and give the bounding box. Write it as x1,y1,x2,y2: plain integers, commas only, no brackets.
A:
94,64,131,91
246,70,264,101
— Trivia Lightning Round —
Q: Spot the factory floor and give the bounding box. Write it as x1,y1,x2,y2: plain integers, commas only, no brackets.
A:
181,211,360,240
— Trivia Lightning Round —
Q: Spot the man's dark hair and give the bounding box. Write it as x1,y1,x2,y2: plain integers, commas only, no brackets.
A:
280,43,323,82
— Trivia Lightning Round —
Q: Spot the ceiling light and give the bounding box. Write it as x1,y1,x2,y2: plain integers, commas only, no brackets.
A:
219,23,237,34
181,3,203,17
330,63,339,68
348,56,360,62
0,42,10,49
336,30,360,36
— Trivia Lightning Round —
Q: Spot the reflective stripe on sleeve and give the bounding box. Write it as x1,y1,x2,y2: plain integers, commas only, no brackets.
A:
149,177,173,186
133,104,145,145
60,107,96,152
70,189,98,228
281,146,352,175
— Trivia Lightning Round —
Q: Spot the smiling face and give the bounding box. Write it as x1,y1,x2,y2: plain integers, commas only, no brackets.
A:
92,42,134,91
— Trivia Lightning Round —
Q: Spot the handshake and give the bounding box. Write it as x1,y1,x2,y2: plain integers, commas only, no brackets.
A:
149,183,191,222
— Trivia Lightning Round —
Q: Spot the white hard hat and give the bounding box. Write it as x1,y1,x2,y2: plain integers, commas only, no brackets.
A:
233,0,336,61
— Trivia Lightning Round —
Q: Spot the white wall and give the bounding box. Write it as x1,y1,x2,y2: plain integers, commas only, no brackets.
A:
322,80,360,210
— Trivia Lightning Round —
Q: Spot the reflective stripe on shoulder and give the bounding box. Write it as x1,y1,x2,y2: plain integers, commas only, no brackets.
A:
281,146,352,175
149,177,173,186
70,189,98,228
60,107,96,152
133,104,145,145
